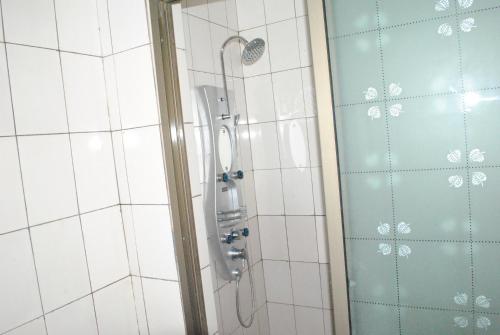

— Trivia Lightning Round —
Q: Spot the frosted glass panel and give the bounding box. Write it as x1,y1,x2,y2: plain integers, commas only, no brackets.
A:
324,0,500,333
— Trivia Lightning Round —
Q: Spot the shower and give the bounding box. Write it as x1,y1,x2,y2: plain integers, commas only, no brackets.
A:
219,36,265,120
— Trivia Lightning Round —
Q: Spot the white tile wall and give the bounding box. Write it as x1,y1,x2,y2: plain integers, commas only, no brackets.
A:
0,138,28,234
2,0,58,48
45,296,98,335
235,1,333,332
0,1,185,333
249,122,280,169
54,0,101,55
61,53,109,132
0,44,14,136
7,45,67,135
18,135,78,225
81,207,129,289
142,278,185,335
0,230,42,333
71,133,119,212
263,260,293,304
31,217,91,312
93,278,139,335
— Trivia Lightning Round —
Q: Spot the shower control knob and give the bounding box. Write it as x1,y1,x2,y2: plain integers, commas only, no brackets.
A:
241,228,249,237
230,170,244,180
222,233,235,244
227,247,246,260
217,172,230,182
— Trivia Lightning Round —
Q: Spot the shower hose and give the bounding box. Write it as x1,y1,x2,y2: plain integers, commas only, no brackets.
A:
235,243,256,328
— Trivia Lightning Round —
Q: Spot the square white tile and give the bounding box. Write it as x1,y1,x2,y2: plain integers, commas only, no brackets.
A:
187,0,209,20
267,19,301,72
226,0,239,31
290,261,322,308
31,217,91,311
7,45,67,135
295,306,325,335
245,74,275,124
172,3,185,49
189,15,214,73
210,23,229,76
122,126,168,204
81,207,129,289
286,216,318,262
207,0,228,27
54,0,101,55
278,118,310,168
247,216,262,264
2,0,58,48
94,278,139,335
272,69,305,120
254,169,284,215
142,278,185,335
0,138,28,234
0,230,42,333
0,44,14,136
258,216,289,261
107,0,149,52
249,122,280,169
61,53,109,132
282,167,314,215
263,0,295,24
263,260,293,304
71,132,119,213
6,318,46,335
219,281,239,334
114,46,159,129
236,0,265,30
132,205,178,280
119,206,139,275
296,16,311,67
267,302,296,335
45,296,98,335
18,134,78,225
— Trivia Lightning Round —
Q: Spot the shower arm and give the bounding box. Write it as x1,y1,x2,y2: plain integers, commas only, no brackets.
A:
220,36,249,120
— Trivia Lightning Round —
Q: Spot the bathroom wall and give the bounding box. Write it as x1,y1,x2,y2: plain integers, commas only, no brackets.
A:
0,0,184,334
235,0,334,334
175,0,270,334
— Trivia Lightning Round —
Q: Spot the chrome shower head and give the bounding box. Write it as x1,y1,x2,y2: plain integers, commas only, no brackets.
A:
241,38,265,65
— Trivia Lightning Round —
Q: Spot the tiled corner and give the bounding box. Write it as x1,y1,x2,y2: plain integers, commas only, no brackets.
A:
45,296,98,335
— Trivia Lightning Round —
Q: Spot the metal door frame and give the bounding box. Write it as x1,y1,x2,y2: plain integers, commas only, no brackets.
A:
148,1,209,334
307,1,351,334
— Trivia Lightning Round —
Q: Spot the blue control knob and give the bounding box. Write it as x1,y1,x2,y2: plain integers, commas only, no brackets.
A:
236,170,244,179
241,228,250,237
221,172,229,182
224,234,235,244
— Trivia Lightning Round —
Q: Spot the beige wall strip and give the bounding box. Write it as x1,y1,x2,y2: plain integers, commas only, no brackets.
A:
306,1,351,334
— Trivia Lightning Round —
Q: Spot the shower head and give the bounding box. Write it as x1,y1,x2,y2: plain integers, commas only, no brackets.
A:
241,38,265,65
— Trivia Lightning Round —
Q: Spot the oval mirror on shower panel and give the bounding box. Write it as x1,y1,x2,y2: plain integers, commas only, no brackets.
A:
218,126,233,172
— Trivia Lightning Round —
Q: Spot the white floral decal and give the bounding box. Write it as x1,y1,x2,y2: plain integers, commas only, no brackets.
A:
460,17,476,32
368,106,381,120
476,316,491,330
454,292,468,306
454,316,469,328
458,0,474,9
377,243,392,256
447,149,462,163
389,104,404,117
364,87,378,101
377,222,391,235
438,23,453,36
397,222,411,234
435,0,450,11
449,175,464,188
398,245,412,258
472,171,487,186
469,148,485,163
476,295,491,309
389,83,403,97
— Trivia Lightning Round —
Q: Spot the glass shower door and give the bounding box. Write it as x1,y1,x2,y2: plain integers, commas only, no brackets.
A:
323,0,500,334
